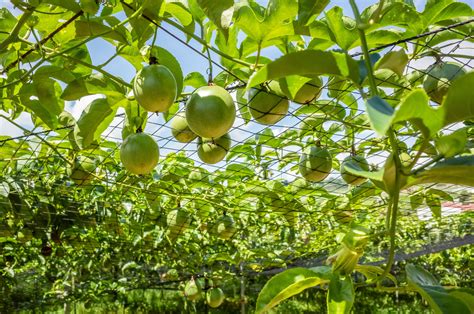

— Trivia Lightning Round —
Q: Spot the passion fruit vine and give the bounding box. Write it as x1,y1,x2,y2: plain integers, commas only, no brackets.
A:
248,81,289,125
120,132,159,175
186,85,236,138
133,64,177,112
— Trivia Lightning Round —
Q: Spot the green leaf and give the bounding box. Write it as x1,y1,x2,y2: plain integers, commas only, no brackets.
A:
297,0,329,25
392,89,443,138
196,0,234,38
19,79,63,129
406,264,471,314
374,50,408,77
448,288,474,313
165,0,193,26
237,88,251,124
184,72,207,89
365,96,394,136
279,75,312,100
61,73,125,101
255,267,331,314
325,7,357,51
235,0,298,43
407,156,474,188
354,265,397,284
342,162,384,182
425,193,441,219
410,193,424,211
149,46,184,95
327,275,354,314
248,50,359,88
435,129,467,158
442,72,474,126
73,98,118,150
121,98,148,140
75,20,129,44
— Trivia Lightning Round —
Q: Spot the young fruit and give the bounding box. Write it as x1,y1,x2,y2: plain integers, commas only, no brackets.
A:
186,85,236,138
197,133,231,164
340,155,369,186
184,278,202,301
133,64,177,112
170,111,197,143
167,209,190,237
120,132,159,175
211,215,236,240
299,146,332,182
293,78,323,104
248,81,289,125
423,62,466,104
67,155,96,185
206,287,225,308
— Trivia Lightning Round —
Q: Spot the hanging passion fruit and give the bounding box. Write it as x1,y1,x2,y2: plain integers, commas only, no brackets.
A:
210,215,236,240
167,208,191,236
184,278,202,301
299,145,332,182
293,77,323,104
186,85,236,138
133,64,177,112
423,62,466,104
248,81,289,125
120,132,159,175
170,111,197,143
206,287,225,308
197,133,231,164
67,155,97,185
340,155,369,186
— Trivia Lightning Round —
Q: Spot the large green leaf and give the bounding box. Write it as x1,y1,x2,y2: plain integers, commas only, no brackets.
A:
235,0,298,43
149,46,184,95
196,0,234,38
406,264,471,314
19,79,63,129
297,0,329,25
374,50,408,77
255,267,332,313
327,276,354,314
248,50,359,88
75,19,129,44
365,96,394,136
325,7,357,51
407,155,474,188
61,73,125,101
73,98,118,150
442,72,474,126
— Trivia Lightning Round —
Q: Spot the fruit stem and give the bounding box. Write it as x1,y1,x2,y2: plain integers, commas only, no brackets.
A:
253,41,262,72
349,0,378,96
200,23,213,83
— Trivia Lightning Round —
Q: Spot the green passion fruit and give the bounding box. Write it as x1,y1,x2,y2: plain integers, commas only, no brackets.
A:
67,155,97,185
211,215,236,240
197,133,231,164
423,62,466,104
299,146,332,182
184,278,202,301
133,64,177,112
170,111,197,143
206,287,225,308
248,81,289,125
167,208,191,236
120,132,159,175
293,78,323,104
186,85,236,138
340,155,369,186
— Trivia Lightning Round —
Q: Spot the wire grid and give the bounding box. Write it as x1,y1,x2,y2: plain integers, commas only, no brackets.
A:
0,5,473,297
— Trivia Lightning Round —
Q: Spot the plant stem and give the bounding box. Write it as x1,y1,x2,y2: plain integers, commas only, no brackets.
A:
200,23,213,82
349,0,377,96
350,0,403,284
0,9,33,52
253,42,262,72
